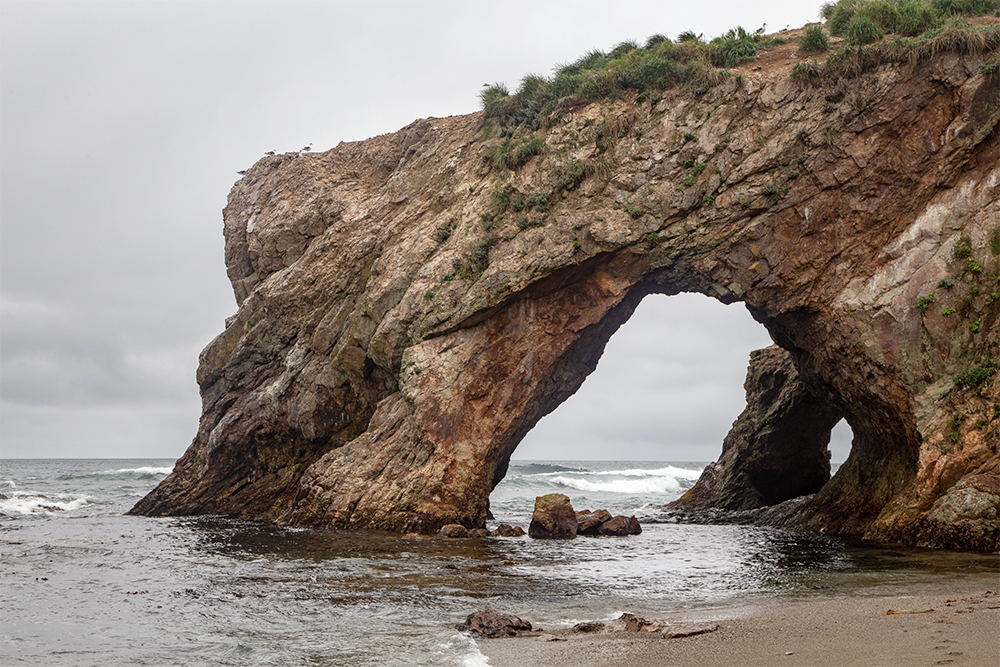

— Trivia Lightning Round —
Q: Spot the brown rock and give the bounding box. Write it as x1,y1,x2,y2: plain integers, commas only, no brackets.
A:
438,524,468,538
491,523,526,537
575,509,613,535
467,528,489,538
457,610,532,638
573,621,605,633
129,43,1000,551
598,515,642,536
528,494,578,539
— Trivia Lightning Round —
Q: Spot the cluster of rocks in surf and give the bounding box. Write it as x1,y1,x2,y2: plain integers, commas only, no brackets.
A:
434,493,641,539
528,493,642,539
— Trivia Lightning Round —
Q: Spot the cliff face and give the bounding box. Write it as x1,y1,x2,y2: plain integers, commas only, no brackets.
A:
131,46,999,550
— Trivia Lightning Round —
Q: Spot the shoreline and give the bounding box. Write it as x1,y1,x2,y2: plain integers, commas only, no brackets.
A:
476,584,1000,667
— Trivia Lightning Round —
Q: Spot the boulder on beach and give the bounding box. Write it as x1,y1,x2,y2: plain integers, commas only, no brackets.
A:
528,493,578,539
573,621,605,633
617,613,719,638
456,610,532,638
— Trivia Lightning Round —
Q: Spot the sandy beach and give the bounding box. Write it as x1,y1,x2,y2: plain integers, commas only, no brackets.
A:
477,586,1000,667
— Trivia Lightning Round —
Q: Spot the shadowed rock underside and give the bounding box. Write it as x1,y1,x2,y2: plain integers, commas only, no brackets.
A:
131,48,999,550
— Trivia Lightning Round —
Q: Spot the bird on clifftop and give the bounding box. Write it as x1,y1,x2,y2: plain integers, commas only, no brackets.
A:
301,144,312,152
755,23,767,35
237,170,246,175
265,150,275,156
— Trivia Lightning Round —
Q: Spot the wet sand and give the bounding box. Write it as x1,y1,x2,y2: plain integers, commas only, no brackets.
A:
478,587,1000,667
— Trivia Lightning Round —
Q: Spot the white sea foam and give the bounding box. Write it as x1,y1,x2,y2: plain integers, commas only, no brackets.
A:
590,465,704,479
97,466,173,476
549,474,685,494
0,492,91,515
533,465,702,479
435,633,491,667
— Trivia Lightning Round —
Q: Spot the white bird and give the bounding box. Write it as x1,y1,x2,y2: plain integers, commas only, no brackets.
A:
301,144,312,152
755,23,767,36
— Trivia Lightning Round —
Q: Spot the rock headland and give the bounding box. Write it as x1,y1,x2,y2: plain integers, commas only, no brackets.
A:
131,24,999,550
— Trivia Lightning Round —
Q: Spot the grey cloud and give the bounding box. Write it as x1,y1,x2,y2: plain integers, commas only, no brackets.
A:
2,0,826,458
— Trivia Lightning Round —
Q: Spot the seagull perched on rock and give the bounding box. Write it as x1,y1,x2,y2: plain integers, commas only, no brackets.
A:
301,144,312,152
265,150,275,156
237,170,246,175
755,23,767,35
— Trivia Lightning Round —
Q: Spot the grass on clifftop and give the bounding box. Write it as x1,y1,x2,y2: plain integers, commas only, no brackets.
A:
480,28,787,129
794,1,1000,83
481,0,1000,127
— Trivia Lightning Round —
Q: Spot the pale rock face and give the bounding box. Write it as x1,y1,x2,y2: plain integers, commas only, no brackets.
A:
132,52,999,550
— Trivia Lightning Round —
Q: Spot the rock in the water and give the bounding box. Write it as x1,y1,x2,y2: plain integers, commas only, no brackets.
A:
467,528,489,538
457,610,532,638
598,515,642,536
438,524,468,538
491,523,526,537
575,509,613,535
528,494,578,539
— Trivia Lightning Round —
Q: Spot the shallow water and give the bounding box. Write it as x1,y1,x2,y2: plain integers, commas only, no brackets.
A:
2,459,997,666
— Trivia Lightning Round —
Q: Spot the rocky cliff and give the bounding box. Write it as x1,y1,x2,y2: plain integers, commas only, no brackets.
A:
131,33,999,550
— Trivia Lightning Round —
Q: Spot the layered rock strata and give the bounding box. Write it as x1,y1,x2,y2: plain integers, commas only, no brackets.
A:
132,48,999,549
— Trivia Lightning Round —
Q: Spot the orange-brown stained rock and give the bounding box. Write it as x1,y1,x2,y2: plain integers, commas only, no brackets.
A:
528,493,578,540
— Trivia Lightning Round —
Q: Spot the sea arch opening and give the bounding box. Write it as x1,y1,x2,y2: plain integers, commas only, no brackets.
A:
493,291,851,514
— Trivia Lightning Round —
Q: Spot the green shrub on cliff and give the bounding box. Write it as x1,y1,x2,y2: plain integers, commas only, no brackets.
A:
954,359,998,387
823,0,998,38
800,25,831,52
480,27,762,128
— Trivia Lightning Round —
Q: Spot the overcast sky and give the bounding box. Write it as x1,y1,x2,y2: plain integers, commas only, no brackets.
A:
1,0,852,462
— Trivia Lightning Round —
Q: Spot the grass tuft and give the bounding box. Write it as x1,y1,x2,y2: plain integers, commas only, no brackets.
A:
800,25,831,52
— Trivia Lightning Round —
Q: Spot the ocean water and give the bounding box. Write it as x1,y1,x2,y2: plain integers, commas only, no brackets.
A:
2,459,997,666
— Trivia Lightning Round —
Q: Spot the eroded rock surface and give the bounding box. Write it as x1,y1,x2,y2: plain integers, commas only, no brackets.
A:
132,48,999,549
672,345,842,511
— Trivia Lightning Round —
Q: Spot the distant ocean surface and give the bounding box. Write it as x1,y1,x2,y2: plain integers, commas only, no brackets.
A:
2,458,997,666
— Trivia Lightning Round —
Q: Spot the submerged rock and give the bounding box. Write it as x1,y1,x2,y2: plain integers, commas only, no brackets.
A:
528,494,577,539
490,523,525,537
437,524,468,538
456,610,532,638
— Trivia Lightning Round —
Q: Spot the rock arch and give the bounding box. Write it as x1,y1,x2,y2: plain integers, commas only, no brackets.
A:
132,54,999,550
